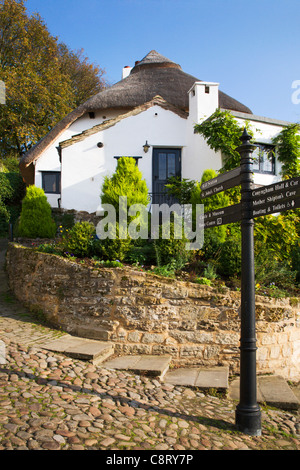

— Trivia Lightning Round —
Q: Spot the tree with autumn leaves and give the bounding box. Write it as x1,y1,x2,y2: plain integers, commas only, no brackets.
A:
0,0,107,159
0,0,107,235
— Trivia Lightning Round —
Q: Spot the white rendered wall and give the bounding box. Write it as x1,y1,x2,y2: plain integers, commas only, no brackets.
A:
34,109,127,207
61,106,187,213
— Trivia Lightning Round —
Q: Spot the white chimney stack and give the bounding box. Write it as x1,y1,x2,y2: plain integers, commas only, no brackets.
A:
122,66,132,79
188,81,219,123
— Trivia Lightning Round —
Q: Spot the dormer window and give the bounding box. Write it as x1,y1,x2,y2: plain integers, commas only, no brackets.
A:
205,85,210,94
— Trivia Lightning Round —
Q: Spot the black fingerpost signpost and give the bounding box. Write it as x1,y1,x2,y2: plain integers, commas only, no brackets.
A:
200,128,260,435
199,127,300,435
200,128,299,435
235,128,261,436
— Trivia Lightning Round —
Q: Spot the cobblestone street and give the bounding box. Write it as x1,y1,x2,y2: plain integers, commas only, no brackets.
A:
0,339,299,451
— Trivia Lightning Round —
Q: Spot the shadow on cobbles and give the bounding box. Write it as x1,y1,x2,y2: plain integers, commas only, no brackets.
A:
0,366,236,433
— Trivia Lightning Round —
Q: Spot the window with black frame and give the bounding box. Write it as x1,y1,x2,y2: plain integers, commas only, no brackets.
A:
41,172,61,194
252,143,275,174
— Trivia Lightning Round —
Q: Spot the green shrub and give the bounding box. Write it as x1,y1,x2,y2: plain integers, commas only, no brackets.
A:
165,176,197,205
255,256,297,292
125,243,156,266
291,241,300,283
254,213,299,264
18,186,56,238
217,234,241,277
0,171,25,206
194,277,212,286
92,222,131,261
151,262,176,278
0,198,10,235
0,163,26,235
94,259,124,268
101,157,149,218
52,210,75,232
203,263,218,280
154,220,192,269
37,242,62,255
62,221,95,257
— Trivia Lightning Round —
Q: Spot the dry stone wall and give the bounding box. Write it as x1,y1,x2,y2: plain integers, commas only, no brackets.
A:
6,243,300,380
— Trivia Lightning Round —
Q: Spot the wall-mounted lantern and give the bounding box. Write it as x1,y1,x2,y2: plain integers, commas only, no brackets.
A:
143,140,150,153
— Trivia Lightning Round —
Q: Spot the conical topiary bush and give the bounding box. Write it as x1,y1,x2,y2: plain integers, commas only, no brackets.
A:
18,185,57,238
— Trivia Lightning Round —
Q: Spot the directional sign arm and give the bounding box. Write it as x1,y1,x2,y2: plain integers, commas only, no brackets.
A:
251,196,300,218
201,167,241,198
201,203,242,229
250,176,300,218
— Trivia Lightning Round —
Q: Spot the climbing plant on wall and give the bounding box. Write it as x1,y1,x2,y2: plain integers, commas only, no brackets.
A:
194,109,254,171
271,123,300,179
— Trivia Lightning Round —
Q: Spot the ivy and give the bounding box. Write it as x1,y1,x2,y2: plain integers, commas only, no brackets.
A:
194,109,253,171
195,109,300,180
271,123,300,179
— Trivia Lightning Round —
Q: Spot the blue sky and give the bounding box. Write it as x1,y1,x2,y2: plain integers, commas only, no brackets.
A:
25,0,300,123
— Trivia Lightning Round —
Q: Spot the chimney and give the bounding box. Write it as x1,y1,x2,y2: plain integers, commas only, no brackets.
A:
188,81,219,123
122,66,132,79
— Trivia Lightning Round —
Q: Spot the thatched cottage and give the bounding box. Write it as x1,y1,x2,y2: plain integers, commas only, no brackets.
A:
20,50,291,213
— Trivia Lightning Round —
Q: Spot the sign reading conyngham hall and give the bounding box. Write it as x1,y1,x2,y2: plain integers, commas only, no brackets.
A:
201,172,300,227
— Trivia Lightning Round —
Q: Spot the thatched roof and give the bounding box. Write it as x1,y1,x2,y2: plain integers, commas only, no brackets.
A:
20,50,253,168
83,50,252,113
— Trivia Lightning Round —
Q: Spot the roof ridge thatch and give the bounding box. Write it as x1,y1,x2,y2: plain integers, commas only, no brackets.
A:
131,50,181,71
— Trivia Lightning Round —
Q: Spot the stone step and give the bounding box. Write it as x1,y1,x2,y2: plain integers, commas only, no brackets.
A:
38,335,114,364
36,332,300,412
75,325,110,342
164,366,229,390
103,355,172,379
229,375,300,411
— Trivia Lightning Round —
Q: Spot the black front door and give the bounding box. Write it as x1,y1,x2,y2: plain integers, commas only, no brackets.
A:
152,148,181,205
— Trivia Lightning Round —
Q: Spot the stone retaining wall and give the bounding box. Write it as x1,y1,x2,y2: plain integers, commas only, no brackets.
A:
6,243,300,380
